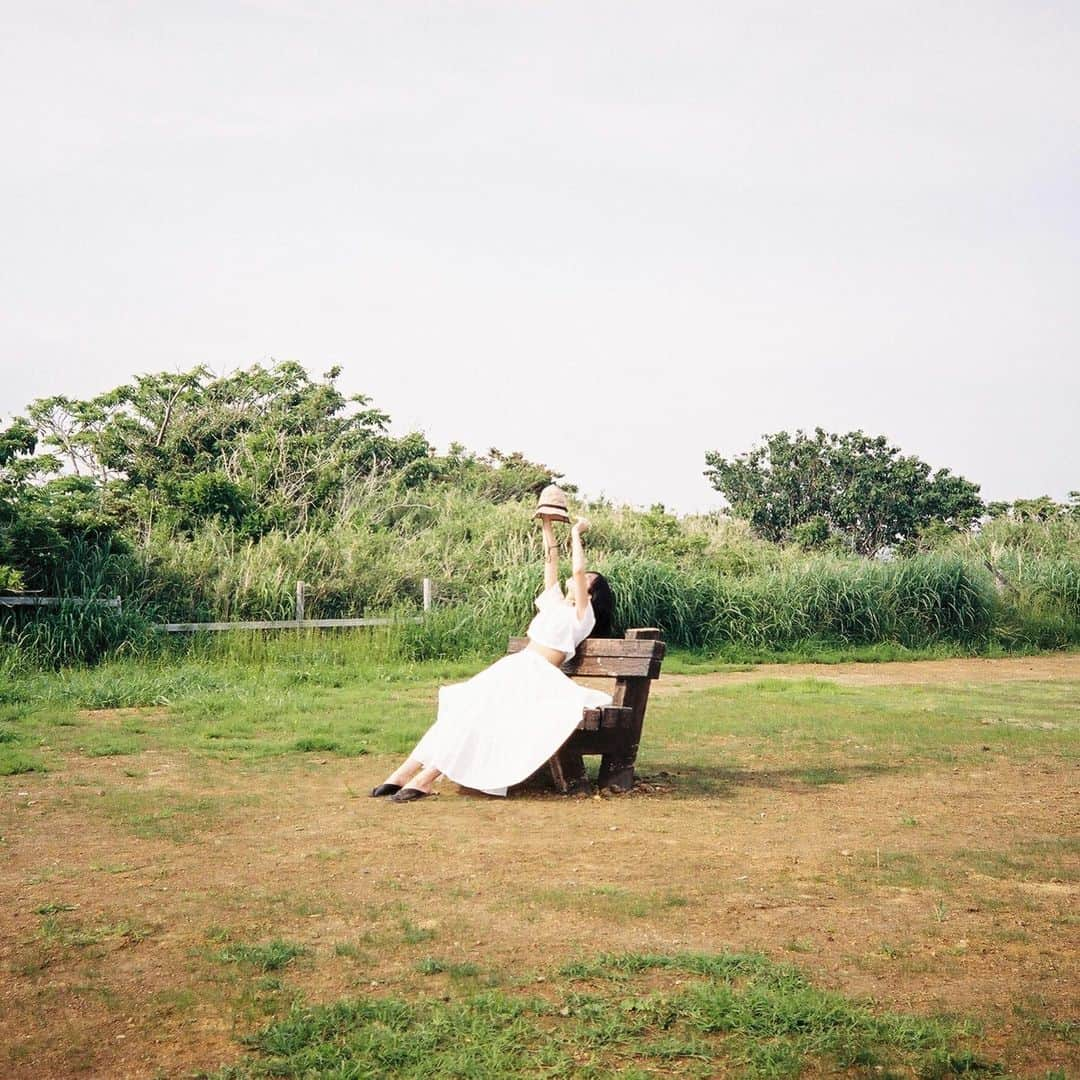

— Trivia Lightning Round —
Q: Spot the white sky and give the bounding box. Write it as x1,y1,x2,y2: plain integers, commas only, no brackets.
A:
2,1,1078,512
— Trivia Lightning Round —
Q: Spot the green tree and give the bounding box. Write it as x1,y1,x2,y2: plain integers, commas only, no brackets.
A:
26,362,436,535
0,416,128,593
704,429,984,556
985,494,1080,521
0,419,39,589
432,445,572,502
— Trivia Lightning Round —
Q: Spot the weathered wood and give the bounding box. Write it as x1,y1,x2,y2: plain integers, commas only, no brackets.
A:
548,751,568,794
598,628,661,792
155,617,421,632
564,656,662,679
0,596,122,609
507,637,664,661
579,705,633,731
507,643,662,680
508,627,664,796
551,744,590,795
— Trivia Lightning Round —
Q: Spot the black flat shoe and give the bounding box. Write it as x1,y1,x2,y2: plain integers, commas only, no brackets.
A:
370,783,402,798
390,787,436,803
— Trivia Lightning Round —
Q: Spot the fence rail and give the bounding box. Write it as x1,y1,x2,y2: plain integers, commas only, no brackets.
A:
4,579,432,633
0,596,122,609
155,616,421,633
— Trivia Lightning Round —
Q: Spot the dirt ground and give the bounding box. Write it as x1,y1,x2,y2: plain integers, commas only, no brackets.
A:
662,652,1080,690
1,656,1077,1078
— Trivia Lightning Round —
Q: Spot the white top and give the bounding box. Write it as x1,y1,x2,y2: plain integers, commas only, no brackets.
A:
526,583,596,657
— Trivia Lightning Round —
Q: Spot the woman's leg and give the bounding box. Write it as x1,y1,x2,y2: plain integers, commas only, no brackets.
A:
402,764,441,794
381,757,425,787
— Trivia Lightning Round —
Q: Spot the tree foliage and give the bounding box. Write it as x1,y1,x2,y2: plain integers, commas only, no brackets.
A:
704,429,984,556
0,420,37,589
985,493,1080,522
433,444,572,502
0,416,128,593
23,362,574,539
26,362,437,535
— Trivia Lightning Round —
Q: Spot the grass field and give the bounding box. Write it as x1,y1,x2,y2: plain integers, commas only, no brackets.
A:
0,644,1077,1078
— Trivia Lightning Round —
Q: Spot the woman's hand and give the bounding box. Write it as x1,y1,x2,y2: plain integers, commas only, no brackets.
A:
571,516,590,536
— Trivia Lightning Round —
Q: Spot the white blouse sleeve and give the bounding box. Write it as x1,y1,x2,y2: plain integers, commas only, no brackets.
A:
535,583,563,610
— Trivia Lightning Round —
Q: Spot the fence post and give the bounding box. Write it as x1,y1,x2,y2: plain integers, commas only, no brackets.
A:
423,578,432,612
295,581,306,626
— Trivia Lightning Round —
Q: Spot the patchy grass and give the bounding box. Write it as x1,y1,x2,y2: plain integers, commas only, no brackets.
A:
399,919,437,945
956,839,1080,884
33,902,76,915
663,641,995,671
212,937,309,973
0,748,47,775
210,950,990,1079
532,885,691,921
81,736,143,757
795,766,849,786
2,655,1077,1078
333,942,370,961
641,676,1079,788
0,648,484,767
38,912,154,949
5,645,1078,780
415,957,481,978
92,789,224,843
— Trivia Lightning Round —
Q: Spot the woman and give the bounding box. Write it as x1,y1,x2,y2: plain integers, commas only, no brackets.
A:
371,514,614,802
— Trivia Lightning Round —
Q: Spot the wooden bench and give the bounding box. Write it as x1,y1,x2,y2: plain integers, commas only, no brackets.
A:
507,628,666,795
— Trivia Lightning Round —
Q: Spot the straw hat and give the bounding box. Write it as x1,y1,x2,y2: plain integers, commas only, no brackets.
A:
533,484,571,523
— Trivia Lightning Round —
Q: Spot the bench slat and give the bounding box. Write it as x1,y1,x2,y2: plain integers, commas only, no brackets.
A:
507,642,663,679
568,656,663,679
507,637,665,661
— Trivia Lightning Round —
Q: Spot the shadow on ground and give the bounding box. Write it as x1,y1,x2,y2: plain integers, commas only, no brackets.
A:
506,761,903,799
631,762,902,797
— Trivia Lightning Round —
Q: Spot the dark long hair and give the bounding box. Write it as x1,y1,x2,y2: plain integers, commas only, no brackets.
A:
586,572,615,638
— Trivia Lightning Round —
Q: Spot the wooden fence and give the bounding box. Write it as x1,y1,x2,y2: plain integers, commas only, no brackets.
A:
156,579,431,633
2,580,431,633
0,596,122,609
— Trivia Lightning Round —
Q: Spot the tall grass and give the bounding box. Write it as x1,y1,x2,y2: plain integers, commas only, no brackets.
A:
0,537,157,669
398,552,1001,659
942,516,1080,649
3,486,1078,669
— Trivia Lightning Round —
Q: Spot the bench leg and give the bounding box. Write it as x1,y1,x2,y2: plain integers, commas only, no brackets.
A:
548,753,567,794
598,730,640,793
550,746,589,795
598,757,634,792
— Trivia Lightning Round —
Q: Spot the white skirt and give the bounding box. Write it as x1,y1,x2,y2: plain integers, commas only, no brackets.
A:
410,648,613,797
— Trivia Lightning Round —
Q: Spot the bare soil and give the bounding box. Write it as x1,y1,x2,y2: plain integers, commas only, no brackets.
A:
662,652,1080,690
1,656,1077,1078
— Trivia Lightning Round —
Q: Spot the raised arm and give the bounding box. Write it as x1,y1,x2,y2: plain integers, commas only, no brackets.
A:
570,517,591,620
541,516,560,591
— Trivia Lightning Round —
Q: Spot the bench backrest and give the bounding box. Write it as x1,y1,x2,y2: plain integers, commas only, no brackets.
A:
506,627,665,701
508,629,665,790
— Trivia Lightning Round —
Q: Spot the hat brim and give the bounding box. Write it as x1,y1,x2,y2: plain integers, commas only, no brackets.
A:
533,508,571,523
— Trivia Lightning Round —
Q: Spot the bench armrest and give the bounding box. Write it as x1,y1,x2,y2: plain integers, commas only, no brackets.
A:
578,705,633,731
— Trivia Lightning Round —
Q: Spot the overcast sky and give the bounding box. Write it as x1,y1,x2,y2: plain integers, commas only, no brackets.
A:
2,2,1077,512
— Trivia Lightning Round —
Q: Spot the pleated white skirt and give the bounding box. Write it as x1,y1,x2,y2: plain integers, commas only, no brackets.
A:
410,648,613,797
